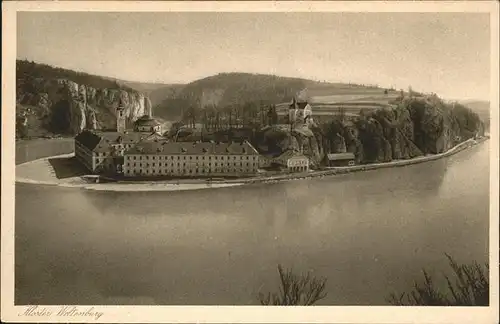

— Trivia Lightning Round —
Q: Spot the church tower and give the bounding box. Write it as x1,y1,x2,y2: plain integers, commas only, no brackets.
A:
116,100,126,133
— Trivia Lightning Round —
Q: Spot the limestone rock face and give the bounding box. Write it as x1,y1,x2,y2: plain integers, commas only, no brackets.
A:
33,93,51,113
408,97,465,154
17,78,151,134
86,109,98,130
256,95,483,167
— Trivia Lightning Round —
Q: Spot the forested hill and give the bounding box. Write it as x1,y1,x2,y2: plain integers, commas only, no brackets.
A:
17,60,138,93
152,72,386,120
458,100,490,130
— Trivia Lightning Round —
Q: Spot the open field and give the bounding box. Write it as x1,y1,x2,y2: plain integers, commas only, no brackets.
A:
275,89,400,118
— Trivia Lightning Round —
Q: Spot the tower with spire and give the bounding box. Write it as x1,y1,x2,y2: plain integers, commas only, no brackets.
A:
116,99,126,133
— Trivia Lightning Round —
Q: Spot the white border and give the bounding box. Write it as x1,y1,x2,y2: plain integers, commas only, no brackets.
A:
2,2,499,323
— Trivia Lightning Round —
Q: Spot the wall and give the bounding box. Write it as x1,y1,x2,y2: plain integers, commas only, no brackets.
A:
328,159,355,167
15,138,74,165
123,154,259,177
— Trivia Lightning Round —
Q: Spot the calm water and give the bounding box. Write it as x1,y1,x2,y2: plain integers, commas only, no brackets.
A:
15,142,490,305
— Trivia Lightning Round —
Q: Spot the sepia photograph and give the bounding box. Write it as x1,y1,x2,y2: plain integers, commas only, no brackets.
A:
2,1,499,323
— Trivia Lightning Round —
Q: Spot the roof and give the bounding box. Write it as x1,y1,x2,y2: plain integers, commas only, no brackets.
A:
276,150,308,160
134,115,161,127
75,130,158,153
327,152,355,161
124,140,260,156
289,102,310,110
74,130,102,151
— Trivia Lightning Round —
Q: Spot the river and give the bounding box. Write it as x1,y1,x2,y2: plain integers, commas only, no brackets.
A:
15,140,490,305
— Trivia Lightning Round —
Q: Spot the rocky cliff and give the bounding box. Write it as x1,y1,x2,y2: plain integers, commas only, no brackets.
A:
256,95,485,165
16,60,152,137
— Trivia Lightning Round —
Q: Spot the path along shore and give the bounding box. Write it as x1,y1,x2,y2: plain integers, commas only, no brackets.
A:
240,136,489,185
15,136,488,192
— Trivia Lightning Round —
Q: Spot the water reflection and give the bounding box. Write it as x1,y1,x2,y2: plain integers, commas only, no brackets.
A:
15,143,489,305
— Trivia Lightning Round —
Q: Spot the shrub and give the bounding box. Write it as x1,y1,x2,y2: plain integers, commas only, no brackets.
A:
258,264,327,306
387,254,489,306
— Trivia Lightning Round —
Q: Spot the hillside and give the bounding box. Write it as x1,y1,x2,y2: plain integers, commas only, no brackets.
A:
105,78,185,106
16,61,486,160
459,100,490,130
148,84,185,107
172,94,485,166
152,73,397,121
16,60,152,138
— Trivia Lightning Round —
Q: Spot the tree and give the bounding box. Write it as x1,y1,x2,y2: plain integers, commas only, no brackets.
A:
387,254,489,306
408,86,414,98
359,108,368,118
337,106,346,123
258,265,328,306
271,105,278,125
266,105,278,126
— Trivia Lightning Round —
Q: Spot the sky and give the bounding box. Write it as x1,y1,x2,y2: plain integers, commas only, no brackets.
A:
17,12,491,100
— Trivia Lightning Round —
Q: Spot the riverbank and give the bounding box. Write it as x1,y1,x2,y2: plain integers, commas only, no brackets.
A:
231,136,489,185
15,136,488,191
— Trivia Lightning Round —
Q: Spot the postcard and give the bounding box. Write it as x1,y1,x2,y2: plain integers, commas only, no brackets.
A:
2,1,499,323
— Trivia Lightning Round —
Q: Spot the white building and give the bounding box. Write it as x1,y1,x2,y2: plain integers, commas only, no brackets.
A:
74,130,147,174
270,150,310,172
123,140,260,177
134,115,162,134
75,97,167,174
288,97,313,126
